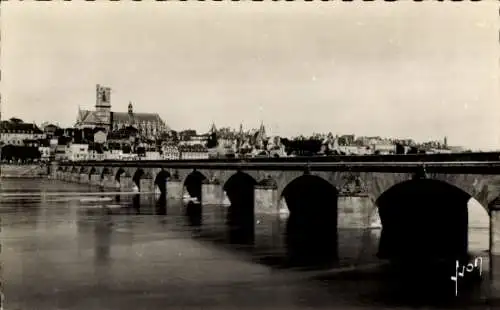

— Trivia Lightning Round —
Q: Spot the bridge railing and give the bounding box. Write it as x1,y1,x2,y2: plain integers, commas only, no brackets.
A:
59,152,500,165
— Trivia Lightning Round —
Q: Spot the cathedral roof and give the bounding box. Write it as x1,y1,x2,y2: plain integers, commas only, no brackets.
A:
0,120,43,134
112,112,163,124
77,110,106,124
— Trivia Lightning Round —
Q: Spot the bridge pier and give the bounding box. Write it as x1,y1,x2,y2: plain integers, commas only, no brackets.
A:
102,174,116,190
119,175,134,192
254,179,282,252
491,209,500,256
79,173,88,184
72,172,80,183
90,173,100,187
50,161,59,179
64,171,72,182
167,177,183,200
337,194,379,264
139,176,153,193
201,179,223,206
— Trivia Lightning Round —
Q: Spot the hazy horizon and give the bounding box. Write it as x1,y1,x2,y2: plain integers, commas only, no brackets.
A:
1,2,499,149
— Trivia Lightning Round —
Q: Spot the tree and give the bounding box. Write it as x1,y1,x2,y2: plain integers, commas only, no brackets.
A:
1,145,40,161
137,146,146,157
122,144,131,154
73,129,83,144
395,143,405,155
9,117,23,124
407,146,419,154
54,128,64,137
83,128,94,142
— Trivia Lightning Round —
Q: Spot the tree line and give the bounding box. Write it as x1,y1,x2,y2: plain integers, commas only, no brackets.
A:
1,145,41,161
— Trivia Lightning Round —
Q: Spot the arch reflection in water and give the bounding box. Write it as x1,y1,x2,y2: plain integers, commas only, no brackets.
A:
281,174,338,268
155,192,167,215
132,194,141,214
183,171,207,202
155,170,170,195
223,172,257,245
375,179,482,298
94,207,113,265
185,201,202,227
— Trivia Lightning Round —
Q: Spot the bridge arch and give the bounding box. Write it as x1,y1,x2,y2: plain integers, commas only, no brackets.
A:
100,167,111,180
223,171,258,244
88,167,96,180
155,170,171,194
281,174,339,266
132,168,145,189
115,168,126,182
183,170,207,201
375,178,476,263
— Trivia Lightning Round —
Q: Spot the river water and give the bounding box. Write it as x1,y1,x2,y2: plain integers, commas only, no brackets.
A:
1,178,499,310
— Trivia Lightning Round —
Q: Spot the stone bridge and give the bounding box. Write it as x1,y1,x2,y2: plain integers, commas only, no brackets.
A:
53,154,500,263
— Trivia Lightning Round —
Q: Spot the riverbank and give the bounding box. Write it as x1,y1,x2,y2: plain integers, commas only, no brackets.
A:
0,164,47,178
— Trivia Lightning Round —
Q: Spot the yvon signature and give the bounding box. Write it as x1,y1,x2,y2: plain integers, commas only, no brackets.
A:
450,257,483,297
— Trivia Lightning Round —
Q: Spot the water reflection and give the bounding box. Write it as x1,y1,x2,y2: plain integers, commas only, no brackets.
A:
225,196,255,245
94,207,112,265
283,191,338,267
132,194,140,214
155,192,167,215
1,179,496,310
185,201,202,227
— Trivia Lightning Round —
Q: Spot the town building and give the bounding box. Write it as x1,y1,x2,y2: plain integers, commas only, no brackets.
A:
40,123,60,139
75,85,169,140
0,118,44,146
178,144,209,160
161,145,181,160
65,143,89,161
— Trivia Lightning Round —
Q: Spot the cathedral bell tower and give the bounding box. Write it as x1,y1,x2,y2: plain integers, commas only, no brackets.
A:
128,101,135,126
95,84,112,130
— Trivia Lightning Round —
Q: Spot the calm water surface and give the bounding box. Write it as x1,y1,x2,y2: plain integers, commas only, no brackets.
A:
1,178,498,310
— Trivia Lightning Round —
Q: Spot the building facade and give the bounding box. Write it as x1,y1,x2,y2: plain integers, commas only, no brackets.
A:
75,85,169,140
0,118,44,146
65,143,89,161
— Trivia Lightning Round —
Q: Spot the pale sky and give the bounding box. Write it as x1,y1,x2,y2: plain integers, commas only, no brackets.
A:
1,2,499,150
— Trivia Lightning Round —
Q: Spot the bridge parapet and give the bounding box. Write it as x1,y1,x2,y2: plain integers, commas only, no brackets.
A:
60,152,500,165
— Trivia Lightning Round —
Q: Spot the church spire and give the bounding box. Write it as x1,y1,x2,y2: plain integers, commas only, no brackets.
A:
128,101,133,115
258,120,266,138
128,101,135,126
209,121,217,134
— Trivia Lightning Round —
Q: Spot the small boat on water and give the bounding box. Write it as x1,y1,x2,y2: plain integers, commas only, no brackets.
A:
79,197,113,203
182,194,199,204
370,218,382,229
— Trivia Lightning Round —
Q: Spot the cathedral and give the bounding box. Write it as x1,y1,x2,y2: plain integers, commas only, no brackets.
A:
75,85,169,140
